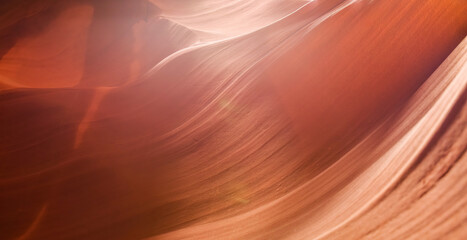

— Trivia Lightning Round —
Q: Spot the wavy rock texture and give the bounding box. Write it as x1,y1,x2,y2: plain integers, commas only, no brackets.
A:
0,0,466,239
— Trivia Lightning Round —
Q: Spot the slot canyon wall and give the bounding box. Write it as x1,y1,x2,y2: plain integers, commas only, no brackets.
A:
0,0,466,239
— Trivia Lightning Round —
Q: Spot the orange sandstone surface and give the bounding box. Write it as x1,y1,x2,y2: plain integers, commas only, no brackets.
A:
0,0,466,239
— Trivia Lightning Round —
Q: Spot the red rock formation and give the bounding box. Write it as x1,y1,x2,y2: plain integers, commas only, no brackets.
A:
1,0,466,239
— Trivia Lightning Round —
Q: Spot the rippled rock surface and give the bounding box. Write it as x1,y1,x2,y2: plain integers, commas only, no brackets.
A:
1,1,466,239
